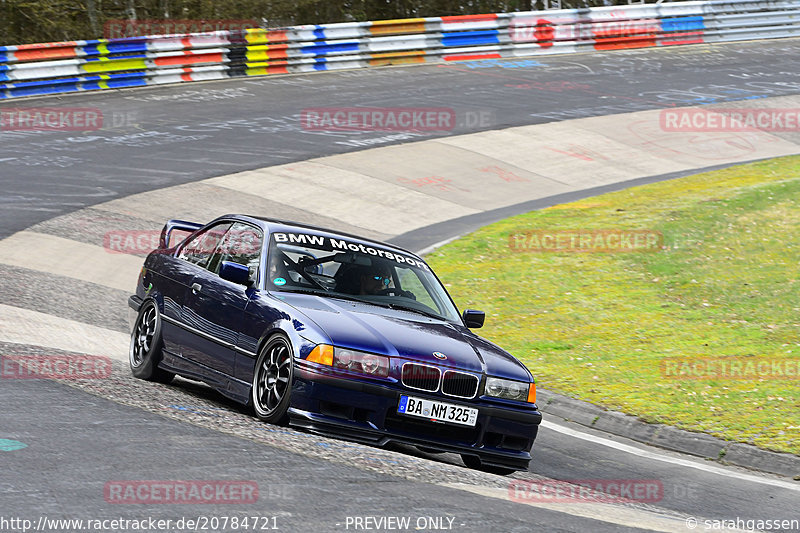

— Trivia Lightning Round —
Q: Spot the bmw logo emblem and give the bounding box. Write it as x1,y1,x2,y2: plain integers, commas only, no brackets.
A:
433,351,447,360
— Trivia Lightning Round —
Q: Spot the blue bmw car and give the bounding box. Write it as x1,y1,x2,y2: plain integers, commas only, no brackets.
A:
128,214,541,473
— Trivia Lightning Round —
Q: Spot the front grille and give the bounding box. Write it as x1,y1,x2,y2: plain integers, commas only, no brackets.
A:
441,370,479,399
401,363,440,392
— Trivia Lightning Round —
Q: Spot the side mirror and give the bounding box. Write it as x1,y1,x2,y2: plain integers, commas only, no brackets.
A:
462,309,485,329
219,261,251,286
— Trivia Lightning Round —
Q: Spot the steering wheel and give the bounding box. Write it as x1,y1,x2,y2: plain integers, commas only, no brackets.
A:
376,288,416,300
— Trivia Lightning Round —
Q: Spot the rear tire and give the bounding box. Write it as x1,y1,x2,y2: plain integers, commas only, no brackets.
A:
129,300,174,384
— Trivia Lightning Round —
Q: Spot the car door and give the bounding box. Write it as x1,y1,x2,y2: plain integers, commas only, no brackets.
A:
160,221,232,357
180,222,263,384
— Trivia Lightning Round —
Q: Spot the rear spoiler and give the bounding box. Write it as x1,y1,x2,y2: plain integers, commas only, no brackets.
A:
159,219,202,249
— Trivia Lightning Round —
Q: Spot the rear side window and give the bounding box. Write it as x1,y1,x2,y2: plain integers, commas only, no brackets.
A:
177,222,232,267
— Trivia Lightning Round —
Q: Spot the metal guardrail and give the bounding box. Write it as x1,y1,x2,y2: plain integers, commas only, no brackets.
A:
1,0,799,99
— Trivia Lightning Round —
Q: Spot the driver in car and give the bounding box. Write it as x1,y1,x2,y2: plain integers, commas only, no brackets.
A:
360,265,392,295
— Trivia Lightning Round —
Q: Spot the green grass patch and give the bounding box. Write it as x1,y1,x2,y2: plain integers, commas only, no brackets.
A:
427,156,800,454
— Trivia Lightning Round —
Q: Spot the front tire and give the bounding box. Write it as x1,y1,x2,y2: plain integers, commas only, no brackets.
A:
129,300,174,383
252,335,294,424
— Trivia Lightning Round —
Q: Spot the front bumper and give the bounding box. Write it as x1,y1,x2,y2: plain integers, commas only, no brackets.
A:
291,365,542,471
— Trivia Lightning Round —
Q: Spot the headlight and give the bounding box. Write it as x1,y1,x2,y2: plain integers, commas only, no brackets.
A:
335,348,389,377
485,377,536,403
307,344,389,378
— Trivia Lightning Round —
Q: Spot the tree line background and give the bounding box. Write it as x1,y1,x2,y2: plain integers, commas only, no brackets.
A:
1,0,624,45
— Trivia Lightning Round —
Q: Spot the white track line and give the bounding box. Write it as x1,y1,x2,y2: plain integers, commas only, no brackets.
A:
542,420,800,491
0,231,142,292
0,304,129,361
447,483,709,533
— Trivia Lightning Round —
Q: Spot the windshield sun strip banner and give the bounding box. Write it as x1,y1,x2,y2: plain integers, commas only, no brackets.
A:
272,232,430,271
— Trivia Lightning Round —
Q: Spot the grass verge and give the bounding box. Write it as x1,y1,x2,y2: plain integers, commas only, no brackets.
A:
427,156,800,455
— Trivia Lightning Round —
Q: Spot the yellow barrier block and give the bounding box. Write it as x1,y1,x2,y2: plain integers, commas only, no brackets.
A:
82,58,147,72
246,66,288,76
369,18,427,35
369,56,427,66
246,47,289,61
369,50,428,65
245,28,290,45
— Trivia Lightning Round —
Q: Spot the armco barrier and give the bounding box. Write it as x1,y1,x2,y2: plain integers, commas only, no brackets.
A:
1,0,799,99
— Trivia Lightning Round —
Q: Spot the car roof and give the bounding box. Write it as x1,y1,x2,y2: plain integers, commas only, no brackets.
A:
219,214,424,260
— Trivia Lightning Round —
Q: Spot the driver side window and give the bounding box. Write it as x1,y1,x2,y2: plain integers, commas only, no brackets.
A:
207,222,263,281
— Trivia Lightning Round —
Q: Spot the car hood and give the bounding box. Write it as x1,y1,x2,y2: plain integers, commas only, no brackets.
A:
275,293,531,381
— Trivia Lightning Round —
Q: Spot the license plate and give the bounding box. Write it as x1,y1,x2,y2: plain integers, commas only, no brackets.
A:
397,395,478,427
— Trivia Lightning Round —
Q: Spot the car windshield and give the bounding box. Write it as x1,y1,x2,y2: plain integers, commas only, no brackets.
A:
266,232,461,323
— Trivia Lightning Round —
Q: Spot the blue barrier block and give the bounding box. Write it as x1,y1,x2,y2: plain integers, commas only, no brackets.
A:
82,44,103,56
96,71,148,80
83,78,148,90
0,72,8,82
110,42,150,54
1,73,149,98
8,82,82,97
314,27,326,40
300,41,360,55
0,77,81,89
108,78,148,88
83,42,149,56
441,30,500,47
0,51,8,62
660,16,705,33
0,71,148,90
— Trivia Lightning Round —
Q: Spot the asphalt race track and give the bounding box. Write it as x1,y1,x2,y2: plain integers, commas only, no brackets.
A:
4,39,800,239
1,39,800,532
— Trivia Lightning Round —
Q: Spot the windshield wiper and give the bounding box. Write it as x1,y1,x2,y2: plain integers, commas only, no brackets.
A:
274,287,327,296
274,289,445,320
386,303,444,321
274,289,383,307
